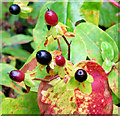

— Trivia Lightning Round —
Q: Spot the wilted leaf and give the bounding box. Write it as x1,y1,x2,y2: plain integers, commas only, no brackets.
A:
38,61,113,114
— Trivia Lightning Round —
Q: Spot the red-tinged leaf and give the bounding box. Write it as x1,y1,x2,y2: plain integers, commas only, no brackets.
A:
44,35,54,47
64,32,75,37
37,61,113,114
20,57,37,73
50,50,62,58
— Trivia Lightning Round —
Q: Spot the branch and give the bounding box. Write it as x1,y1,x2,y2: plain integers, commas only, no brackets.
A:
62,35,71,60
108,0,120,8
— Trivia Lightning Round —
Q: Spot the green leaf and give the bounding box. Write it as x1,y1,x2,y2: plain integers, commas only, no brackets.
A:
19,12,28,19
81,0,103,25
70,34,87,64
2,92,40,114
75,23,118,65
2,34,33,47
28,2,45,19
112,91,120,105
113,104,120,114
86,74,94,83
1,31,10,47
106,23,120,53
2,47,30,62
66,77,80,90
79,81,92,95
20,6,32,13
0,63,24,94
108,64,119,99
101,42,114,61
99,2,119,27
66,0,85,31
24,73,35,87
102,59,112,73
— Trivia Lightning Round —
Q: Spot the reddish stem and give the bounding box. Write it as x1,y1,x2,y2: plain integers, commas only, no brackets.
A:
33,78,50,82
108,0,120,8
57,39,61,52
50,75,59,81
62,35,71,60
33,75,59,82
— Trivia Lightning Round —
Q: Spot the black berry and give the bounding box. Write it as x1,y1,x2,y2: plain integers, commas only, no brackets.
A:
9,4,21,15
9,70,25,82
36,50,52,65
75,69,87,82
55,55,65,66
45,9,58,26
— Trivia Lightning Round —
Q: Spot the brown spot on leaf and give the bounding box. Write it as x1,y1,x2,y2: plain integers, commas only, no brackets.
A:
20,57,37,73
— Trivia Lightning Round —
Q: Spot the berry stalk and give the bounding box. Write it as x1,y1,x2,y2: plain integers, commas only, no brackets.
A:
62,35,71,60
57,39,61,52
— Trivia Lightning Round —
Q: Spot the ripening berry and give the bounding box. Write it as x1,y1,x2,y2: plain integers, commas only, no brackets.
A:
9,70,25,82
55,55,65,66
45,9,58,26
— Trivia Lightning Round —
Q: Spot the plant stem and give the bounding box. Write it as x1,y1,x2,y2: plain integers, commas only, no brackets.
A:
57,39,61,52
33,75,59,82
62,35,71,60
33,78,50,82
50,75,59,81
108,0,120,8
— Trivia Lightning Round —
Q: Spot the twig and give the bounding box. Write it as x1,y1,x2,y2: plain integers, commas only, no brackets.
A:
33,75,59,82
57,39,61,52
108,0,120,8
62,35,71,60
33,78,50,82
49,75,59,81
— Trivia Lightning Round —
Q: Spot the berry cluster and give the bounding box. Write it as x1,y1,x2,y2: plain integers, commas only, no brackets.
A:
8,9,87,90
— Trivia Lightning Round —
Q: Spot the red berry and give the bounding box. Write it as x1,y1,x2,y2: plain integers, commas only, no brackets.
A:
55,55,65,66
45,9,58,26
9,70,25,82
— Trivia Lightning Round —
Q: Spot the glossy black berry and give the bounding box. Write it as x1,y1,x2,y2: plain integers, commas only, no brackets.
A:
75,69,87,82
45,9,58,26
9,70,25,82
9,4,21,15
36,50,52,65
55,55,65,66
